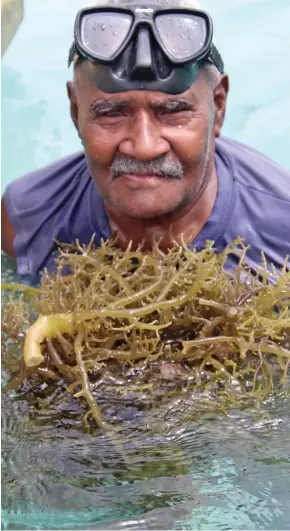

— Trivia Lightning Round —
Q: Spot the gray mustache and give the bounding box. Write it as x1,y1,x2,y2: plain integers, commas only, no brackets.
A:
110,154,184,180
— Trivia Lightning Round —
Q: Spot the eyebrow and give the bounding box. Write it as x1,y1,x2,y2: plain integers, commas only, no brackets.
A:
90,98,196,116
150,99,197,112
90,99,131,115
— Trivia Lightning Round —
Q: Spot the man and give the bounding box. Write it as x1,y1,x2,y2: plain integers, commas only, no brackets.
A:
2,0,290,281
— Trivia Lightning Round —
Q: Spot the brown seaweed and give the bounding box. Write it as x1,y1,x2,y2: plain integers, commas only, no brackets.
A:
2,236,290,429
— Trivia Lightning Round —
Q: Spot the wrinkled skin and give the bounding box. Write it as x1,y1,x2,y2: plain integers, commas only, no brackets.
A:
67,0,229,251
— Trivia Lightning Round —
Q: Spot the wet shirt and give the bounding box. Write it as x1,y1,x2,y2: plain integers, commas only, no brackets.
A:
3,137,290,281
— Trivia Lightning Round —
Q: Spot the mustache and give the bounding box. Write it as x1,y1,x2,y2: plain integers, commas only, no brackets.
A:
110,154,184,180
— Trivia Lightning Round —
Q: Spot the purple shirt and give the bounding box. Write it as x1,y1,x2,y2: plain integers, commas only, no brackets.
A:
4,137,290,281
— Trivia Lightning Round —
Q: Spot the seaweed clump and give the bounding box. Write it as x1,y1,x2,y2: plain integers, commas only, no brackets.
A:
2,237,290,429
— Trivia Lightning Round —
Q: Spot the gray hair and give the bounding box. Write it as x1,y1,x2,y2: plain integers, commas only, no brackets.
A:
202,62,223,89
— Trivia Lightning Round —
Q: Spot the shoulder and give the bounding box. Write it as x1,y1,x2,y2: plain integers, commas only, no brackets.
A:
216,137,290,201
215,137,290,268
4,152,90,212
2,152,106,277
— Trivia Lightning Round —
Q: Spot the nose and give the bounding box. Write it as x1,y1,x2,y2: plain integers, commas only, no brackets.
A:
130,27,156,81
118,112,171,161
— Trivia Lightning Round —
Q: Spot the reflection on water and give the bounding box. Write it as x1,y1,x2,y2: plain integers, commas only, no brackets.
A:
2,377,290,531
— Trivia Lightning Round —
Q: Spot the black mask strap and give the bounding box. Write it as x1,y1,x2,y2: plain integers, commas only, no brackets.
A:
208,43,224,74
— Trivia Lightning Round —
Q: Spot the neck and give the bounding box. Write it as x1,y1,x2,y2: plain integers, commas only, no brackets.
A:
105,166,217,252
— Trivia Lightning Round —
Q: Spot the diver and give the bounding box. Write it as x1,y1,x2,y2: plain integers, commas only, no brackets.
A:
2,0,290,281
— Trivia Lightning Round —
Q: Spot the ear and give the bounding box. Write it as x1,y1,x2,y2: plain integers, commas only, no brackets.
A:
67,81,79,132
213,74,229,137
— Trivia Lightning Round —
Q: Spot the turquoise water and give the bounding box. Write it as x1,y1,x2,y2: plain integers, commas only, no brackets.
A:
2,0,290,193
2,1,290,530
2,354,290,531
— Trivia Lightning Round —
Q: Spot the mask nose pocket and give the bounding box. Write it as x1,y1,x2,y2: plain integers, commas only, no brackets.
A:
130,27,156,81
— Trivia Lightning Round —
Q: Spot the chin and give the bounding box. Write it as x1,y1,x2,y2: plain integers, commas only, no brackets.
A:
113,190,186,219
107,180,187,217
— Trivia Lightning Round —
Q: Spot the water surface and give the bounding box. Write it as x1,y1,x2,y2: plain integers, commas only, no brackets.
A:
2,371,290,531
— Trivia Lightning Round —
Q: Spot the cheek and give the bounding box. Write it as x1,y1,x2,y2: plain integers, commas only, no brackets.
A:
81,123,119,166
169,118,214,169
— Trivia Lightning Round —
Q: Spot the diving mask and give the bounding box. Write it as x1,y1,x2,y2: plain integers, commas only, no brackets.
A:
68,5,224,94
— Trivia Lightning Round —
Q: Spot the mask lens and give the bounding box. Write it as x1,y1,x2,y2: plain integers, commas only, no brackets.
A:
80,12,133,60
155,14,207,61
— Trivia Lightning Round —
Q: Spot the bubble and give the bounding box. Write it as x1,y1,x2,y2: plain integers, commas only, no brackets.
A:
101,24,106,31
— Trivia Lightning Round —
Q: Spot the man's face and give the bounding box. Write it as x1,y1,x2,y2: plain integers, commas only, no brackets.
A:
69,64,227,219
68,0,228,219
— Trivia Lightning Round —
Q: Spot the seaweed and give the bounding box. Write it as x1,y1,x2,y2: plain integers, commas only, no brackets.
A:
2,236,290,430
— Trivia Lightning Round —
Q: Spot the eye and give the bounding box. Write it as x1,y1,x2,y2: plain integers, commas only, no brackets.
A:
160,108,184,115
92,110,121,119
157,108,192,123
156,105,193,118
101,110,122,117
